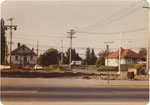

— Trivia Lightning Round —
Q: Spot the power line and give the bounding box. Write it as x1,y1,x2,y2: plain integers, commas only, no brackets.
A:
8,34,147,50
9,41,146,57
77,2,143,32
77,2,136,31
76,27,147,35
12,35,64,41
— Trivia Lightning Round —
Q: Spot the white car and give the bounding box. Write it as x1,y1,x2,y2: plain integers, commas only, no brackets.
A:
0,65,10,70
34,65,43,70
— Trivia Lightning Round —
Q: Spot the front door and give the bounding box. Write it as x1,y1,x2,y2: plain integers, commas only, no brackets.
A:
24,56,27,66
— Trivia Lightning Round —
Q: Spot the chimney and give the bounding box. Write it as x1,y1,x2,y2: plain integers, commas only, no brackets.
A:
32,48,34,52
18,43,20,48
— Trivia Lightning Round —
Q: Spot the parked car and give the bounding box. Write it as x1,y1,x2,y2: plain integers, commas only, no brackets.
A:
34,65,43,70
71,61,82,67
0,65,10,70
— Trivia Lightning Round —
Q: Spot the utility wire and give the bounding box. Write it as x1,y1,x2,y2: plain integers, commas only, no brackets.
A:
12,27,147,43
76,27,147,35
77,2,143,32
9,41,145,51
77,2,138,31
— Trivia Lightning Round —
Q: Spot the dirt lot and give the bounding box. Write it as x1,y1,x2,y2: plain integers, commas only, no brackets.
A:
1,69,149,80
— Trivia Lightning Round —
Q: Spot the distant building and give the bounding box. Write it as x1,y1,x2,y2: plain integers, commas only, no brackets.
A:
105,48,146,66
8,43,37,66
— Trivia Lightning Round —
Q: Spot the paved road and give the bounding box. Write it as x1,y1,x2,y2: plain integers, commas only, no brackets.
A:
1,78,149,104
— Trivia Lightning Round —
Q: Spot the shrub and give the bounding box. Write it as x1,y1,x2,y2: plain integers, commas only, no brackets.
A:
59,67,70,71
53,64,58,69
44,65,59,70
88,65,97,70
96,56,105,67
120,64,135,71
97,66,117,71
135,64,143,70
44,66,54,70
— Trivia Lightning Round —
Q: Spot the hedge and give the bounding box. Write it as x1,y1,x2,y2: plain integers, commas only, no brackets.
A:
97,64,136,72
97,66,117,71
120,64,135,71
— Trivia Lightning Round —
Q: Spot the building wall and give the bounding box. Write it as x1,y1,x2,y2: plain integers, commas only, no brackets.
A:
105,58,126,66
8,44,37,66
105,58,143,66
125,58,143,64
11,55,37,65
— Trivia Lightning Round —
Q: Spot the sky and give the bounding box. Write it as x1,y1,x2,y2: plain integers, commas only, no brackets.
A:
1,0,149,58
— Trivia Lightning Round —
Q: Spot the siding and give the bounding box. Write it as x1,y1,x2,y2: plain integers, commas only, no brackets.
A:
11,55,37,65
105,58,126,66
105,58,143,66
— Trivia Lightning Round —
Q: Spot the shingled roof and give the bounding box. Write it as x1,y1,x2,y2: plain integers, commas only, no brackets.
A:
11,44,37,56
105,48,145,59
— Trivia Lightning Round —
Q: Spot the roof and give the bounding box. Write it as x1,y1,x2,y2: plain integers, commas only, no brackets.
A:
11,44,37,56
105,48,145,59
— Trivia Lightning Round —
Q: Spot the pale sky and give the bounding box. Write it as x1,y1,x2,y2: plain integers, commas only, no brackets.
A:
1,0,149,58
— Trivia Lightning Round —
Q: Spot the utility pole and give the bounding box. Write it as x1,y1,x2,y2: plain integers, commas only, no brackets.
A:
104,41,114,84
143,6,150,74
67,29,76,70
60,39,63,66
4,18,17,68
106,45,109,84
118,30,122,74
37,41,39,56
5,42,7,64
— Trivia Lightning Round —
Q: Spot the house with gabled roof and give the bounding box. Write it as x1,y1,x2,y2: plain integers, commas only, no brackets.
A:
8,43,37,66
105,48,146,66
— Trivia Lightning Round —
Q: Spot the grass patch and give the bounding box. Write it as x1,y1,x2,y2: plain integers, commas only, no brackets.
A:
97,66,117,72
87,65,97,70
1,69,97,78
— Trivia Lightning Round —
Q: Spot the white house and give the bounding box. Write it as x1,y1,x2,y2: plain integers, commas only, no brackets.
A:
105,48,146,66
8,43,37,66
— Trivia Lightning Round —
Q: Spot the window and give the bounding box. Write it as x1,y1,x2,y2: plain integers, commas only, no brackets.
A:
15,56,18,61
126,58,131,63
